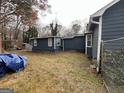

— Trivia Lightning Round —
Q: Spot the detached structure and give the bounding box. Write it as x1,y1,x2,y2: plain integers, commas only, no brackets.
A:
62,35,85,52
30,36,61,52
29,35,85,52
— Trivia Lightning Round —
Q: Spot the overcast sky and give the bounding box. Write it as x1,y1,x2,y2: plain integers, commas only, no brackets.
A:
40,0,113,26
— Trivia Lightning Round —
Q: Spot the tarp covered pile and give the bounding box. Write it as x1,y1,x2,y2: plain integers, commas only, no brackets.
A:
0,54,27,77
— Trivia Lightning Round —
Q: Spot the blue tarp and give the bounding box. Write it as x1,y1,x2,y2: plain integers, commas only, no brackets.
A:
0,54,27,77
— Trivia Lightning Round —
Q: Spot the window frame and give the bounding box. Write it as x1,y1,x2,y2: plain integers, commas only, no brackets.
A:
34,39,37,47
56,38,61,46
48,38,53,47
86,34,92,47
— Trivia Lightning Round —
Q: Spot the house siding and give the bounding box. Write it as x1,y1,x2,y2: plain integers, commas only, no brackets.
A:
92,26,98,59
101,1,124,92
32,38,55,52
102,1,124,51
31,37,61,52
63,36,85,52
87,47,92,58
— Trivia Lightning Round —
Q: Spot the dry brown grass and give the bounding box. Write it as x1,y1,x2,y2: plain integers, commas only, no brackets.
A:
0,50,107,93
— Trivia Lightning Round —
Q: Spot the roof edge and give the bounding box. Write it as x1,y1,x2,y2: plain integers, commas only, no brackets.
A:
62,35,84,39
91,0,120,18
30,36,62,40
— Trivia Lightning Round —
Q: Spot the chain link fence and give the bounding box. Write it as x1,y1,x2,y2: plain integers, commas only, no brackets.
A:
101,37,124,93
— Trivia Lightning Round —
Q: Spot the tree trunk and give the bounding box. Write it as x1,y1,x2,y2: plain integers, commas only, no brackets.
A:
14,16,21,40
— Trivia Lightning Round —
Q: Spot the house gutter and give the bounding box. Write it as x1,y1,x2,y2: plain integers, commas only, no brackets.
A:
91,16,102,72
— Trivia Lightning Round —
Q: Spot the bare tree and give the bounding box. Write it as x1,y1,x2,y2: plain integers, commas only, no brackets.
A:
50,22,58,36
0,0,51,49
70,20,82,35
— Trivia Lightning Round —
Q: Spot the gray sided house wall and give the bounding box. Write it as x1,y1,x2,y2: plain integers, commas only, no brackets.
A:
102,1,124,47
87,47,92,58
31,37,61,52
92,26,98,59
63,36,85,52
101,1,124,92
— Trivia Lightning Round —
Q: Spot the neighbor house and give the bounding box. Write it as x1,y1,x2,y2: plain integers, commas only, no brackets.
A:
85,0,124,69
30,36,61,52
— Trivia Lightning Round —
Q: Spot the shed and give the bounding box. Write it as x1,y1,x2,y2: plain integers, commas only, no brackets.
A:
30,36,61,52
85,0,124,70
62,35,85,52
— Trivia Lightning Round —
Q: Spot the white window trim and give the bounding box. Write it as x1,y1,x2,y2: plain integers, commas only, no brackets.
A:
34,39,37,47
56,38,61,46
48,38,52,47
86,34,92,47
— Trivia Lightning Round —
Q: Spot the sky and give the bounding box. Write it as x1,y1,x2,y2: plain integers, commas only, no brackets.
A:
38,0,113,27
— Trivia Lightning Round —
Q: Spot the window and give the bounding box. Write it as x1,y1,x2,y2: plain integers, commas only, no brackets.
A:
87,34,92,47
56,38,61,46
48,38,52,47
34,39,37,46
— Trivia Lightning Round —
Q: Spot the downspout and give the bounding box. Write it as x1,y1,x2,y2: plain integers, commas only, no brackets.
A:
91,16,102,72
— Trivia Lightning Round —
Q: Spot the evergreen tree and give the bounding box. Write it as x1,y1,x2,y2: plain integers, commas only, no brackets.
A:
23,27,38,43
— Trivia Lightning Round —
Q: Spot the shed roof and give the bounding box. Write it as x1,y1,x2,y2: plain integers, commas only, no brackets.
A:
30,36,61,40
88,0,120,31
62,35,84,39
91,0,120,18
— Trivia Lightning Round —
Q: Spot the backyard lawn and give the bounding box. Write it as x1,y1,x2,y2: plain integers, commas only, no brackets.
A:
0,51,107,93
